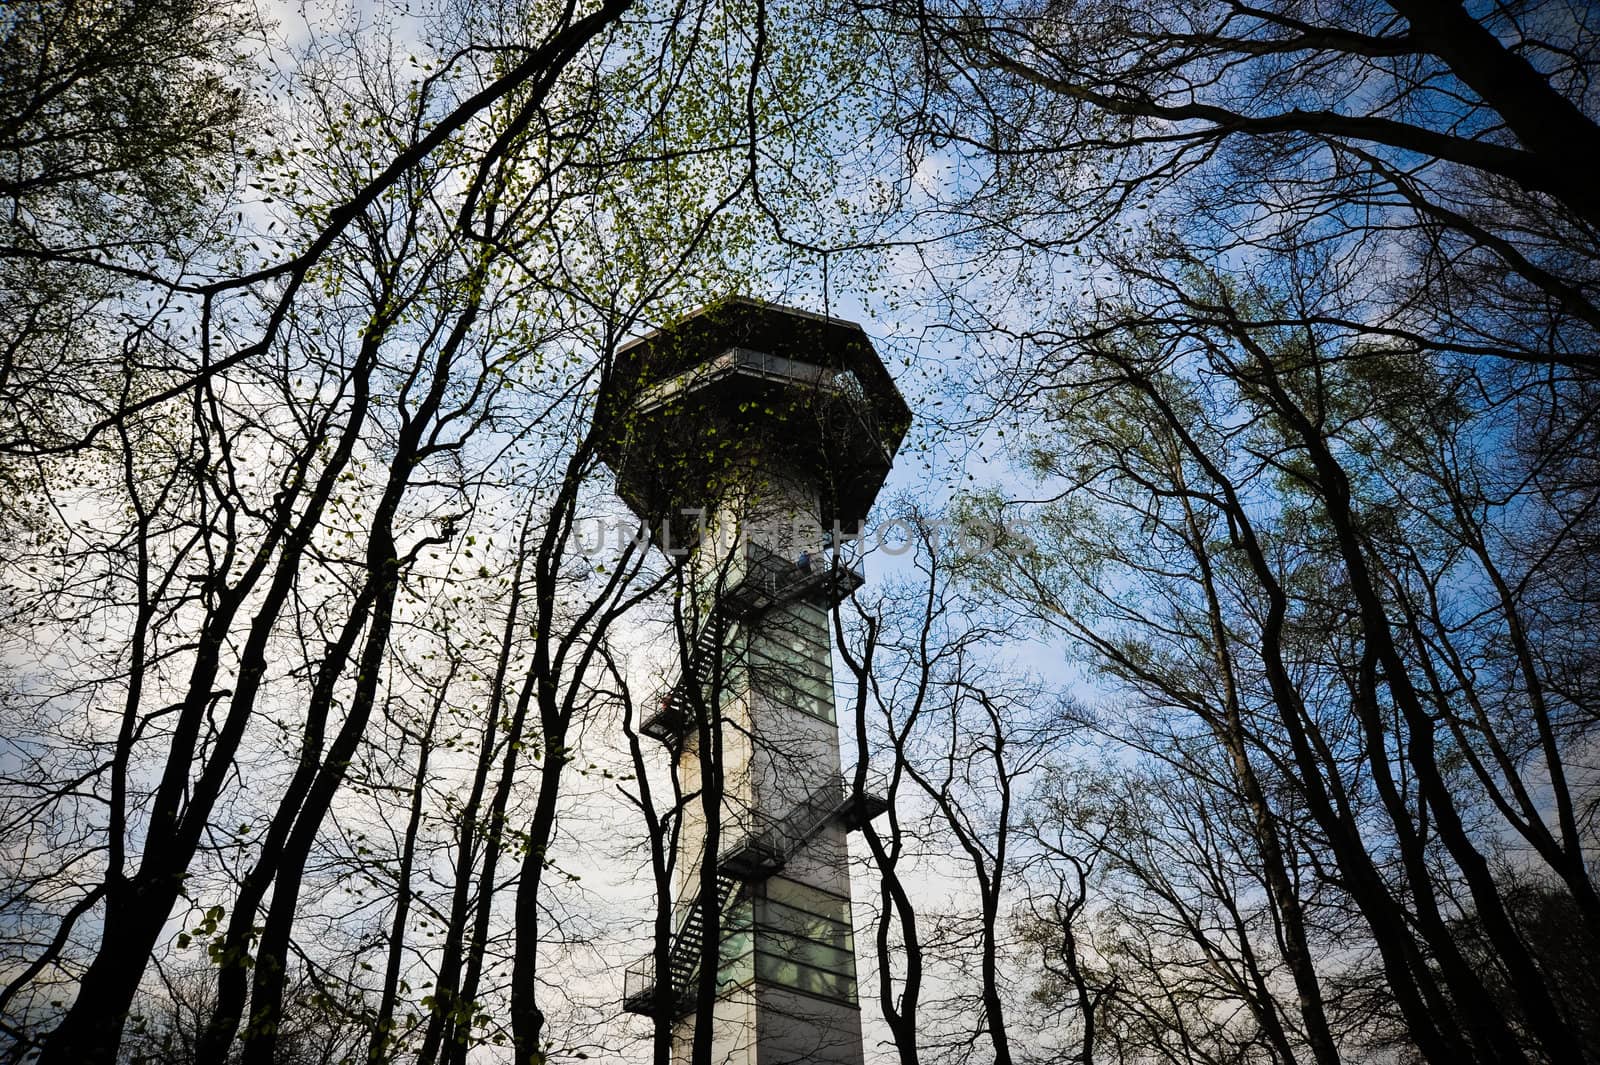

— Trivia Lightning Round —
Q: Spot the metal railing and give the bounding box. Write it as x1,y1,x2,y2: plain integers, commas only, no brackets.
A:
721,541,863,620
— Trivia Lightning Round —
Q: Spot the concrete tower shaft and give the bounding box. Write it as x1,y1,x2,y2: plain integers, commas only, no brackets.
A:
600,298,908,1065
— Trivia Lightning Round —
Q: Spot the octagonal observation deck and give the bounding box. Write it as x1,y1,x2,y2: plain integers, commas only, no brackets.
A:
595,297,912,533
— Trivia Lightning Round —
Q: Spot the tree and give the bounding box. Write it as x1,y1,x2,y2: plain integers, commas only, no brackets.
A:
954,243,1600,1061
0,0,816,1059
833,512,1074,1065
830,4,1600,1059
0,0,250,546
861,0,1600,367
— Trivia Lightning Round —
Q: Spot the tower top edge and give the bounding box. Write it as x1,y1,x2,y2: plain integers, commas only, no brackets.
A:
617,296,869,358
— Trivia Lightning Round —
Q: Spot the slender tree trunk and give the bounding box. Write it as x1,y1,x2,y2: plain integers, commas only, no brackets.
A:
838,614,923,1065
1176,477,1342,1065
40,335,382,1065
687,632,724,1065
369,665,451,1064
902,677,1013,1065
508,758,564,1064
419,531,530,1065
436,665,537,1065
612,643,682,1065
1235,340,1582,1062
239,557,405,1064
1114,353,1501,1063
196,579,384,1061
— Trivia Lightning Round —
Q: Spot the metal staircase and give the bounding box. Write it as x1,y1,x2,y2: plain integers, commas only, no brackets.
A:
641,607,733,742
624,541,876,1017
621,868,742,1018
640,544,863,744
621,777,886,1018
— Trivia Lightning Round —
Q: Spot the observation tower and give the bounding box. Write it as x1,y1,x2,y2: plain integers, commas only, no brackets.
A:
597,297,910,1065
